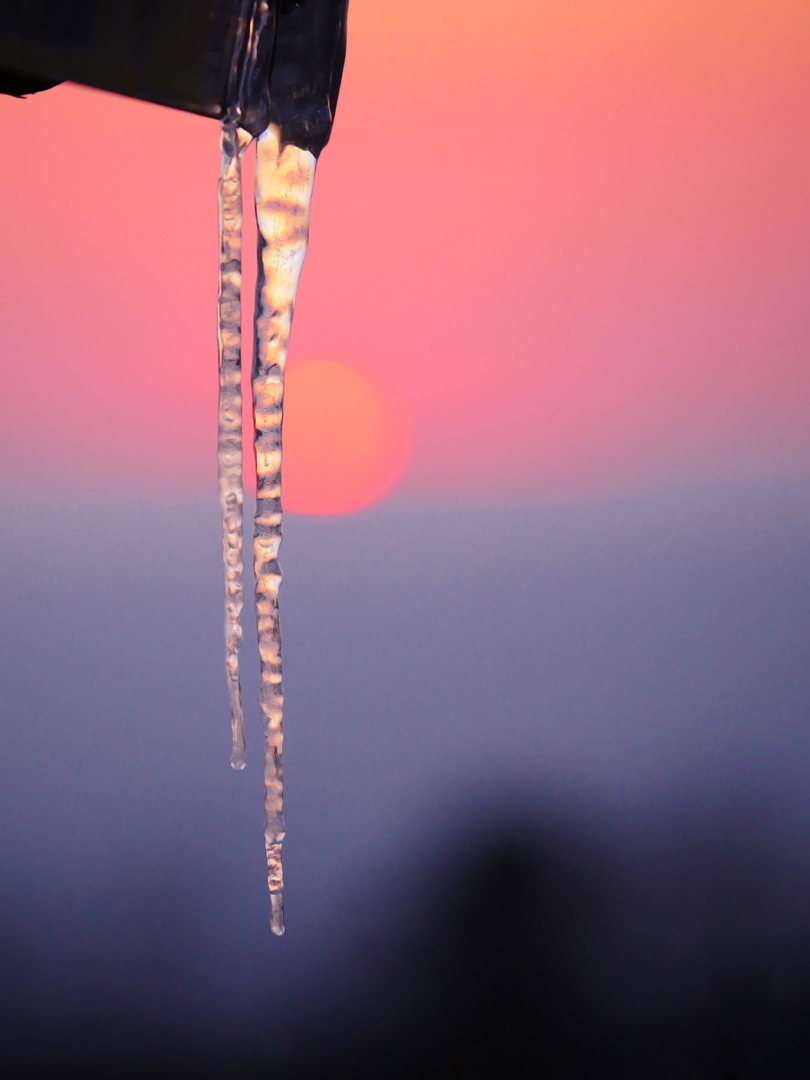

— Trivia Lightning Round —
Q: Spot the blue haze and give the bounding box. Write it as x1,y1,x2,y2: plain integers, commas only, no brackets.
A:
1,484,810,1074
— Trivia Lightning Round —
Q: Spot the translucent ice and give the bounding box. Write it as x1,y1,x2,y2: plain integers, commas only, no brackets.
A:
217,120,253,772
251,124,317,935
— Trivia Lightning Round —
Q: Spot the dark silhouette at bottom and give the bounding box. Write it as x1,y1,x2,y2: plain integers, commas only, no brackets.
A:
3,806,810,1078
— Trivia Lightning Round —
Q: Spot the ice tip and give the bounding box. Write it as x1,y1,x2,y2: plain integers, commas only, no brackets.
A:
270,893,285,935
230,748,247,770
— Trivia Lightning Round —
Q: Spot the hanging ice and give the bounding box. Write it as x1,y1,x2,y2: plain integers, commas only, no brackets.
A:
217,120,253,772
214,0,342,934
216,116,316,934
251,124,317,936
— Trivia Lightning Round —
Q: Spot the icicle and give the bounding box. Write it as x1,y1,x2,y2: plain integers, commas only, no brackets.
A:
252,124,317,934
217,120,253,771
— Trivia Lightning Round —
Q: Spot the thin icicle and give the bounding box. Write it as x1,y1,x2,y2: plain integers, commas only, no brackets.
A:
217,120,253,771
252,124,317,934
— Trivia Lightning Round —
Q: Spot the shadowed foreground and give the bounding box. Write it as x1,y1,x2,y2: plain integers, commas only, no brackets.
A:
4,802,810,1079
2,487,810,1077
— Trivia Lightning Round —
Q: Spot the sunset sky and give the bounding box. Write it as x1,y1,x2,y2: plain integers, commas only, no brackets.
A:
4,6,810,1067
1,0,809,506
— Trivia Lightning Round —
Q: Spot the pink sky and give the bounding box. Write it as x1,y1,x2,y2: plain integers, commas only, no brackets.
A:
1,0,809,503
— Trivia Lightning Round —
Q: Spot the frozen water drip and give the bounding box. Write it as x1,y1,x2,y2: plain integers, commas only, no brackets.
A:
252,124,317,935
217,120,253,772
217,118,317,934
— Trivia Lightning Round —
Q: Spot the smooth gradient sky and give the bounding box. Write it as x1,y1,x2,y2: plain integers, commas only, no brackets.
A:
3,488,810,1074
3,6,810,1072
1,0,809,503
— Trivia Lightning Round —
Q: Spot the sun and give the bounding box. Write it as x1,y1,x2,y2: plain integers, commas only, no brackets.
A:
281,360,412,515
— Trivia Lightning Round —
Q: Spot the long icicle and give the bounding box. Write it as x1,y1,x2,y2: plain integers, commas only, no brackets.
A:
217,120,253,771
252,124,317,934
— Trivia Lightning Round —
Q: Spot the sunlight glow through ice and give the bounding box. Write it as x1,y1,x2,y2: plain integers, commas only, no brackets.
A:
252,124,317,936
216,119,316,934
217,120,253,773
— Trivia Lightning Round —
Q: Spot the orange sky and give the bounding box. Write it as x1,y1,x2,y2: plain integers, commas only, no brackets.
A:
1,0,809,503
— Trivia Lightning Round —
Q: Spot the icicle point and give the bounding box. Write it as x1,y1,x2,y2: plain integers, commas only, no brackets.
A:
252,124,317,927
269,891,285,936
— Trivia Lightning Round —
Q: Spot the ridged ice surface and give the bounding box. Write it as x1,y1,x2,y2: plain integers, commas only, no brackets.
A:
252,125,317,935
217,121,253,771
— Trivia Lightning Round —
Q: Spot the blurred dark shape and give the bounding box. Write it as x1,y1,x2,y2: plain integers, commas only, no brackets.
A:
0,69,59,95
4,806,810,1078
0,0,348,153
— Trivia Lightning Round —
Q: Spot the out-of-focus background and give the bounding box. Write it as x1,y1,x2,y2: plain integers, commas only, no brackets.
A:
2,2,810,1075
2,0,810,502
